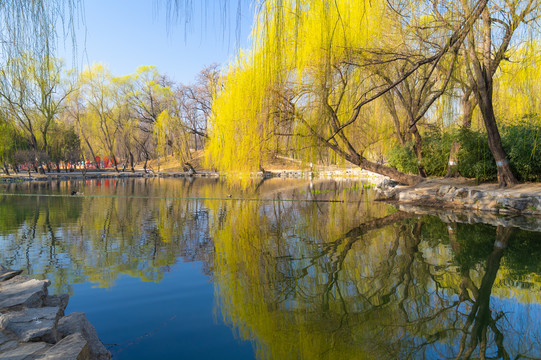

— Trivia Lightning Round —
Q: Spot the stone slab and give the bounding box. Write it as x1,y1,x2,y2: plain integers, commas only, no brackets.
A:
0,307,60,343
0,342,48,360
58,313,111,360
0,278,49,312
44,294,69,317
35,333,90,360
0,266,23,282
0,331,19,352
0,330,9,345
0,339,19,352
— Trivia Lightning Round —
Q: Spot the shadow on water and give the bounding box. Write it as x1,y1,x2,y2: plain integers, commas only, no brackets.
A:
1,178,541,359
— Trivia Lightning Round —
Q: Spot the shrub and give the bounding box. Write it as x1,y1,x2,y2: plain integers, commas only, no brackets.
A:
387,142,418,175
386,123,541,182
422,130,454,177
457,129,497,182
387,130,454,177
501,124,541,182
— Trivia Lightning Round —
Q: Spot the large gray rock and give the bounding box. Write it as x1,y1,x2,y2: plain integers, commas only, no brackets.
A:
35,333,90,360
0,307,61,343
44,294,69,317
0,331,18,352
0,266,23,282
0,342,48,360
58,313,111,360
0,331,10,346
500,197,531,211
0,277,50,312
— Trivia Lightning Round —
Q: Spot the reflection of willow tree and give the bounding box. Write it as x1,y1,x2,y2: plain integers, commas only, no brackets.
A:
454,226,513,359
0,179,224,292
212,195,423,359
2,177,363,293
212,203,541,359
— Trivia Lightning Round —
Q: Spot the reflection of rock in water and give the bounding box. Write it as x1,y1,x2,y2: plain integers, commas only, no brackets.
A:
399,204,541,233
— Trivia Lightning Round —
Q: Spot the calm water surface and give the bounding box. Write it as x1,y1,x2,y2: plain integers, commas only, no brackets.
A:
1,178,540,359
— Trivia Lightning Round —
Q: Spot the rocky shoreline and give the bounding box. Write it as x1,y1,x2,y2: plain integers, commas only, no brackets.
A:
377,178,541,216
0,266,111,360
3,169,541,218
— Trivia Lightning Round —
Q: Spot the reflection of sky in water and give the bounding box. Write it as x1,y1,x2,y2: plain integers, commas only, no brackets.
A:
493,297,541,357
67,261,255,359
418,297,541,359
1,178,541,359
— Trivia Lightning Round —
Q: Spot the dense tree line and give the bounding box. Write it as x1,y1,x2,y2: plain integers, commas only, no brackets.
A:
3,0,541,187
0,60,218,175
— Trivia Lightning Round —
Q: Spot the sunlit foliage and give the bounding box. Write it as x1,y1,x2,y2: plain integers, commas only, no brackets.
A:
207,1,391,173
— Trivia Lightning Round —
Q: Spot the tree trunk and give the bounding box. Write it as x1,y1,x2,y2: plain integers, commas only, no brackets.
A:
129,152,135,173
3,163,10,176
185,162,197,175
358,157,423,186
446,141,461,177
83,136,99,170
323,140,423,186
111,153,119,172
477,92,517,187
411,124,427,177
468,8,517,187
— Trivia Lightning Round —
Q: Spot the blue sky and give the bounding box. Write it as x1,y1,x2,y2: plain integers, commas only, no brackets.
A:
59,0,254,84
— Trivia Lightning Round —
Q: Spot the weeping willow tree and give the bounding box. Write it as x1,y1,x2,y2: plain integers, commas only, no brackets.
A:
495,41,541,123
0,1,82,171
202,0,492,185
0,0,81,62
166,0,541,187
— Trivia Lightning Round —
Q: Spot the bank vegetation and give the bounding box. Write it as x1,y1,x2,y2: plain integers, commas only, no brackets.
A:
2,0,541,187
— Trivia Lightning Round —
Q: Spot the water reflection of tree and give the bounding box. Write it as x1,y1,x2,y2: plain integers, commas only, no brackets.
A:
1,177,364,292
212,202,541,360
2,179,541,358
0,178,231,291
447,225,512,360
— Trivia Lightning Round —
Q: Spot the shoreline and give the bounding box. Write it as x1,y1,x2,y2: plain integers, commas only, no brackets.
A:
377,178,541,216
0,168,383,183
0,169,220,183
2,169,541,217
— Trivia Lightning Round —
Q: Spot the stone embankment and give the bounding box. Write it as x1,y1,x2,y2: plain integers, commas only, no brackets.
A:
0,168,384,183
376,178,541,216
0,266,111,360
0,170,220,183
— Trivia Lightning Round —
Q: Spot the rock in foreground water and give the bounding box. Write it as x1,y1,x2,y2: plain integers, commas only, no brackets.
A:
0,267,111,360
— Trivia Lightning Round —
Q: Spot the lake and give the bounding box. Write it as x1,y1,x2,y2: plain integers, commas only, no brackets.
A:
1,177,540,359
